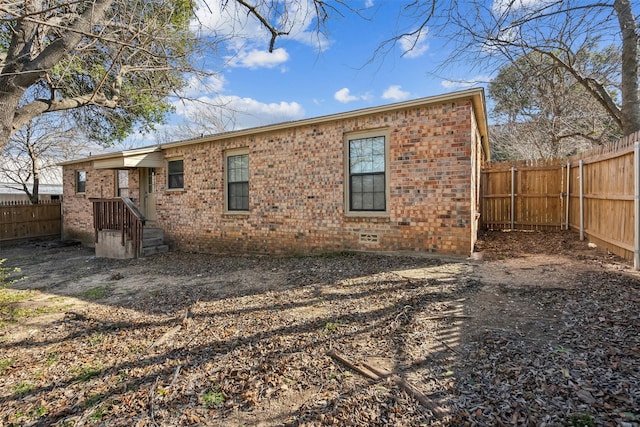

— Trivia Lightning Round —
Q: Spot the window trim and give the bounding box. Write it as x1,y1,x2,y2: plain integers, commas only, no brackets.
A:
166,158,184,191
224,147,250,214
76,170,87,194
115,169,129,197
344,129,390,217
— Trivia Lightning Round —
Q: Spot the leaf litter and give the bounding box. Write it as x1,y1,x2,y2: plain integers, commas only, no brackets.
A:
0,230,638,426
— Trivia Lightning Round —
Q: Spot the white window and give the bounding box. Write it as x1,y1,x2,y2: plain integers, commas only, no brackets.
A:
225,149,249,212
344,130,390,215
76,170,86,194
167,159,184,189
116,170,129,197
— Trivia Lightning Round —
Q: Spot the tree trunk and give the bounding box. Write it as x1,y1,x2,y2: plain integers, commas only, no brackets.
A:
30,143,40,204
615,0,640,136
0,0,115,151
0,89,25,152
29,176,39,204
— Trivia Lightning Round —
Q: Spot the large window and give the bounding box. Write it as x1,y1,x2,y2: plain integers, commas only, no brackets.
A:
226,151,249,211
167,159,184,189
76,170,86,194
348,135,386,211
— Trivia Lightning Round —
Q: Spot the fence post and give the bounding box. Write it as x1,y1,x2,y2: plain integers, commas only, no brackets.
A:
634,141,640,270
564,162,571,230
510,167,516,231
579,159,585,241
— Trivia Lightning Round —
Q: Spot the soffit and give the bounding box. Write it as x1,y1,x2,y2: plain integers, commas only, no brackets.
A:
93,151,164,169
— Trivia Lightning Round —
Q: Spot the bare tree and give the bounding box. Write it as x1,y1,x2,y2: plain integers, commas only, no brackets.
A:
170,98,238,140
489,50,622,160
0,0,351,151
384,0,639,136
1,113,95,203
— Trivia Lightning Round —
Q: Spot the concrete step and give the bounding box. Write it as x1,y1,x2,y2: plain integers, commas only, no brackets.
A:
142,236,164,247
141,227,167,257
142,244,169,257
143,227,164,239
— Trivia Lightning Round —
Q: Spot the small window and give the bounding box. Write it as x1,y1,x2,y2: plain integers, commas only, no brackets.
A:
348,135,386,211
116,170,129,197
226,151,249,211
146,168,156,194
167,159,184,189
76,170,86,194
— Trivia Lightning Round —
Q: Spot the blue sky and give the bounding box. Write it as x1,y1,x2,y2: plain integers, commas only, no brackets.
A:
120,0,634,148
119,0,490,148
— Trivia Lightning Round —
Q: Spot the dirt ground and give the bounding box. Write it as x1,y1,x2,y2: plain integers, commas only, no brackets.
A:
0,230,638,426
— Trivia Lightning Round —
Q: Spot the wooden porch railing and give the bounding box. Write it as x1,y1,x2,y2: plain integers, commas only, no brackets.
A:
91,198,146,257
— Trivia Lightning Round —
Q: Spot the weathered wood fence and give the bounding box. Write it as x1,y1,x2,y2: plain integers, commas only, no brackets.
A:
0,200,62,242
481,131,639,265
481,162,565,232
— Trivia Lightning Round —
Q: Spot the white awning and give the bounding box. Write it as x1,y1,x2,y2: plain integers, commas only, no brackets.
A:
93,150,164,169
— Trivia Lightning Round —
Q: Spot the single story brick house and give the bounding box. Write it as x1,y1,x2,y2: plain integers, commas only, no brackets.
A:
61,88,489,257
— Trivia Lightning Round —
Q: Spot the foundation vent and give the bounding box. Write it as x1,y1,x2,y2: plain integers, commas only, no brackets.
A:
359,233,379,244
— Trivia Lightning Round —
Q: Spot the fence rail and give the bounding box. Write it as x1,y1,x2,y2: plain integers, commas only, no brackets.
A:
481,165,565,231
481,130,640,264
0,200,62,242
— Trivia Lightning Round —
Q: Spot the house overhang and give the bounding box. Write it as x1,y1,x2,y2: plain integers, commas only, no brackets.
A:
158,88,491,160
83,149,164,169
60,88,491,167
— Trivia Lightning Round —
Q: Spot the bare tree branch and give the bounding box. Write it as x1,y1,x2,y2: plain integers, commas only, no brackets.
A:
234,0,289,52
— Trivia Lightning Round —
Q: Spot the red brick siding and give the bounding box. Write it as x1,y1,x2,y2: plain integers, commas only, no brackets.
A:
63,99,477,255
63,162,113,244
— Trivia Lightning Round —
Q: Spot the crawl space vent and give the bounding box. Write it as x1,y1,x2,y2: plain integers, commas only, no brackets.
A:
359,233,379,244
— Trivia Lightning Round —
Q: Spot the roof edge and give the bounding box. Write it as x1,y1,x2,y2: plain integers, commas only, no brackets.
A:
59,146,162,166
163,88,487,150
61,88,487,165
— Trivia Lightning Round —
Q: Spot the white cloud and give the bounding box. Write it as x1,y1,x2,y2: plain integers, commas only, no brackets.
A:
178,74,227,98
382,85,410,100
173,95,305,130
193,0,331,67
487,1,558,53
492,0,553,15
334,88,360,103
226,97,305,126
192,0,266,41
364,0,375,8
399,30,429,59
228,47,290,69
441,75,490,89
274,0,332,51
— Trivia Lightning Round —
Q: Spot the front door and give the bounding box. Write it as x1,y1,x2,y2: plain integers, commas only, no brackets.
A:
141,168,157,222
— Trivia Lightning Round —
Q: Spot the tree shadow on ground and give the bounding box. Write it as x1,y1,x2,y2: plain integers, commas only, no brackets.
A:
0,240,475,425
3,231,637,425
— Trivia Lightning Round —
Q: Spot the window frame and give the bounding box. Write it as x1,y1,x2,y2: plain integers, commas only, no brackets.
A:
76,170,87,194
166,158,184,190
224,148,250,213
116,169,129,197
344,129,390,217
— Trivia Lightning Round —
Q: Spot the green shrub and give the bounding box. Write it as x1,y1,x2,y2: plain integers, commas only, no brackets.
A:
202,385,225,408
0,258,21,288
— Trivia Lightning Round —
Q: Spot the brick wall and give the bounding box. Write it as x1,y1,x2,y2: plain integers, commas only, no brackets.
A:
63,98,480,256
62,165,139,245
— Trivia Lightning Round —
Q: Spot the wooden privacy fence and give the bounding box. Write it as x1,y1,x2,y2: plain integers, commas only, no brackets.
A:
481,162,565,231
0,200,62,242
481,131,639,266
